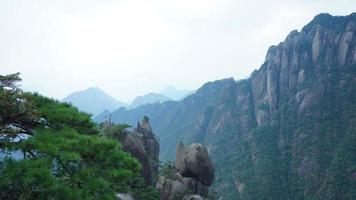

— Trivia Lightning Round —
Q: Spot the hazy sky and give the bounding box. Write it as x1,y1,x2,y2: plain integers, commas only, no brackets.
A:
0,0,355,102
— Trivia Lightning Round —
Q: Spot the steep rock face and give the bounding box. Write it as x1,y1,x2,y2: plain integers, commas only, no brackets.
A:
122,132,152,185
95,13,356,199
132,116,160,178
122,116,159,185
251,13,356,125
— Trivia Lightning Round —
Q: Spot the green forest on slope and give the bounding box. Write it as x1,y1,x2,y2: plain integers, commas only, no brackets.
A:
0,73,158,200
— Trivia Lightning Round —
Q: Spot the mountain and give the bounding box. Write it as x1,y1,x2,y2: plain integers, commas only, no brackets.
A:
160,86,193,100
127,92,170,109
62,87,127,115
94,13,356,199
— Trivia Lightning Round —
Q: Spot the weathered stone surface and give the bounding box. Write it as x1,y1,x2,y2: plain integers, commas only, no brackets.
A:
122,132,153,185
132,116,160,181
183,194,204,200
157,143,213,199
176,143,214,186
179,176,208,198
156,176,186,200
122,116,159,185
156,175,209,200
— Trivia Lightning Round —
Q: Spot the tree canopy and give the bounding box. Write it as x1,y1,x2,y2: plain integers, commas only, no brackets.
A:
0,73,158,200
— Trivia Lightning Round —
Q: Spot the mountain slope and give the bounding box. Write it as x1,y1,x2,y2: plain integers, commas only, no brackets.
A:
127,93,170,109
94,13,356,199
63,87,126,115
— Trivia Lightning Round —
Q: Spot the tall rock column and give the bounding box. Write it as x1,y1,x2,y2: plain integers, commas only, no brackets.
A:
122,116,160,185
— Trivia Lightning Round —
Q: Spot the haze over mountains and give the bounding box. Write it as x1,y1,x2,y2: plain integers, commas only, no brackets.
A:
62,87,127,115
127,93,170,110
63,86,193,115
160,86,194,100
94,13,356,199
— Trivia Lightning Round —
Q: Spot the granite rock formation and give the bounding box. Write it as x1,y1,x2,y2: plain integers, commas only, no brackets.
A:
157,143,214,200
96,13,356,199
176,143,214,186
121,116,159,185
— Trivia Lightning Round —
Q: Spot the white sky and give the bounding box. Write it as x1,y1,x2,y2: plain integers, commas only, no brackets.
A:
0,0,355,102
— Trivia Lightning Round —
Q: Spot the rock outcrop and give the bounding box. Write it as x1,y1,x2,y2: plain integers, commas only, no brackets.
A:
132,116,160,176
183,194,204,200
122,131,152,185
176,143,214,186
157,143,214,200
122,116,159,185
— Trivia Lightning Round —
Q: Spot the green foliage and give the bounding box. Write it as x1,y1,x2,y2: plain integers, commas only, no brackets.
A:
100,123,131,141
0,73,158,199
0,158,58,200
0,73,38,145
27,93,98,135
209,64,356,200
159,161,176,179
129,177,160,200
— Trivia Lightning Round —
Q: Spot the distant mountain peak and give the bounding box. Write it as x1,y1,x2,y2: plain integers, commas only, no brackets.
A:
127,92,170,110
62,87,127,115
160,85,193,101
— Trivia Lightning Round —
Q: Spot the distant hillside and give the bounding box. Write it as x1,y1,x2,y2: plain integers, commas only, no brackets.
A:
127,93,170,109
94,13,356,199
62,87,126,115
160,86,193,100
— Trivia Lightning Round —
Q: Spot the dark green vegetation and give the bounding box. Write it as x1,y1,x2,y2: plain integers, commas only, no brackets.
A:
95,13,356,199
0,73,158,200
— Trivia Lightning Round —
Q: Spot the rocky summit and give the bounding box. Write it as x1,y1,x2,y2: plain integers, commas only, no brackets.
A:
121,116,160,185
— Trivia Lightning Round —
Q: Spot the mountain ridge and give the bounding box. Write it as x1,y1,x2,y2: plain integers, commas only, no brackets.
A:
94,13,356,199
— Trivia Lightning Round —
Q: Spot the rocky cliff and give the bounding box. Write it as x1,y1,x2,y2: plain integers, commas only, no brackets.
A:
157,143,215,200
96,13,356,199
118,116,159,185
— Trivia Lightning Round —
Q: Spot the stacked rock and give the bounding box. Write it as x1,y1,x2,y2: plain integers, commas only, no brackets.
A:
157,143,214,200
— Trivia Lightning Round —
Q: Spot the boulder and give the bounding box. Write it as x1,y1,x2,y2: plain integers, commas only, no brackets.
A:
156,175,209,200
156,176,186,200
179,176,208,198
176,143,214,186
183,194,204,200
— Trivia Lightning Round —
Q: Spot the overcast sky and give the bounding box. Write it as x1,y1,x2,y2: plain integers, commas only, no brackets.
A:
0,0,355,102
